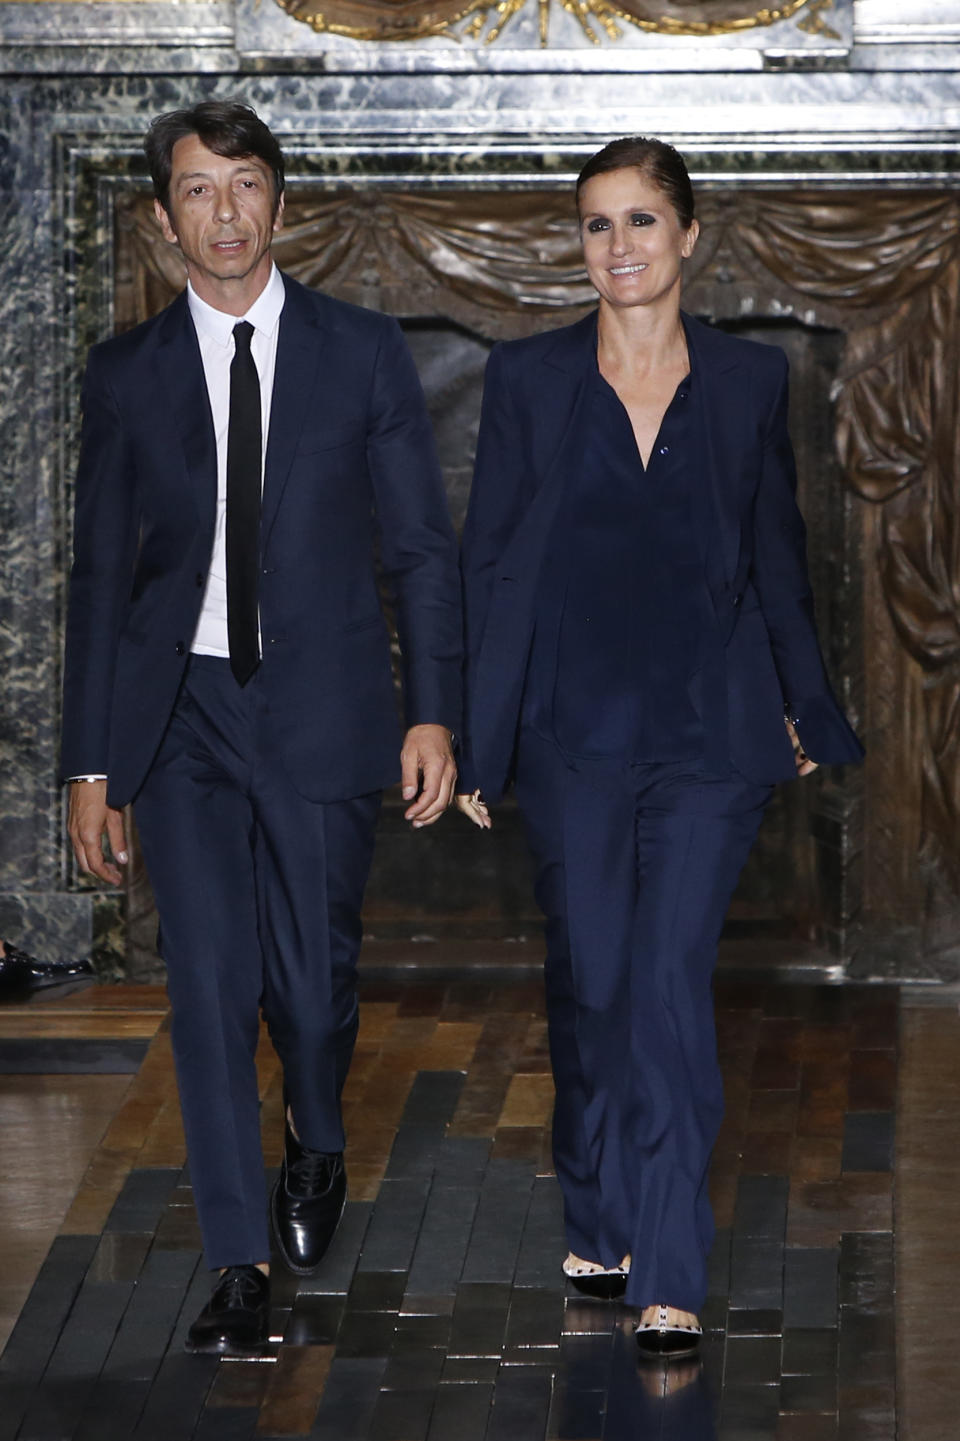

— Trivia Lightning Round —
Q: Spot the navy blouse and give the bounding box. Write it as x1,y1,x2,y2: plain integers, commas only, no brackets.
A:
524,361,719,766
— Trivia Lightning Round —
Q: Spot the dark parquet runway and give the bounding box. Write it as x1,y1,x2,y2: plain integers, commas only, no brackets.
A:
0,971,904,1440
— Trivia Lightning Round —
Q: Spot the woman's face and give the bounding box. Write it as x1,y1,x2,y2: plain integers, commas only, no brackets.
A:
578,167,698,313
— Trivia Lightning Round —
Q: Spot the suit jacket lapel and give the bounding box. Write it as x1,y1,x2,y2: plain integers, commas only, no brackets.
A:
261,275,325,551
154,294,217,538
473,314,597,736
538,309,598,483
682,311,742,587
496,310,598,579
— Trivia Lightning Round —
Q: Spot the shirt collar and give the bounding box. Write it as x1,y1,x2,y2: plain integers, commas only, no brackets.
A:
187,262,286,348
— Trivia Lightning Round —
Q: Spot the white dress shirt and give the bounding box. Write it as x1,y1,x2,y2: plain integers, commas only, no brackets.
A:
69,264,286,780
189,262,286,657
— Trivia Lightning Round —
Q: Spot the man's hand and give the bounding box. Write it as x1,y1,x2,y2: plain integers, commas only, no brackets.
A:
785,717,819,778
400,724,457,828
67,780,128,885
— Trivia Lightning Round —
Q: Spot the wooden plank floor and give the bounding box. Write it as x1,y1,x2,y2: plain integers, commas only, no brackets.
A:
0,971,916,1440
895,988,960,1441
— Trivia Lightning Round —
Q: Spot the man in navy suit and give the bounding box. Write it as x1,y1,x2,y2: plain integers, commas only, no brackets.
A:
62,101,461,1354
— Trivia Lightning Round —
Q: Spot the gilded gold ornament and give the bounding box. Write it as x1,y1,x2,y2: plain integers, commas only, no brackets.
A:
276,0,826,43
607,0,817,38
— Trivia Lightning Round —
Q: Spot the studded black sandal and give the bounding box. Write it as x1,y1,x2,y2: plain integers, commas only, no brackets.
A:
562,1254,629,1300
634,1304,703,1359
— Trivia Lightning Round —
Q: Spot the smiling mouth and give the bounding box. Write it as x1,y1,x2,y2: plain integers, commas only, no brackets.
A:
212,239,247,251
609,264,647,276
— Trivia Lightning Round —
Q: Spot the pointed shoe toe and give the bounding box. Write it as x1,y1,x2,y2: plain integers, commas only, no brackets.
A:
635,1306,702,1361
562,1255,629,1300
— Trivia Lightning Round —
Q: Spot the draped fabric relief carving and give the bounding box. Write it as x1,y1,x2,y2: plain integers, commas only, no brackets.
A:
115,187,960,951
116,191,598,338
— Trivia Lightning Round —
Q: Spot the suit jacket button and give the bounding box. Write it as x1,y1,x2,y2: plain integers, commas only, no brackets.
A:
175,642,185,656
195,572,204,588
732,594,742,607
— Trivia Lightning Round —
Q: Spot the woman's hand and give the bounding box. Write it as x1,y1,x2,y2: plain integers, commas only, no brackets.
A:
455,791,493,831
785,717,818,777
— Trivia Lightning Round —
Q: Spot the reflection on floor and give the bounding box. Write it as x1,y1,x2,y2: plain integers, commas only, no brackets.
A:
0,966,945,1440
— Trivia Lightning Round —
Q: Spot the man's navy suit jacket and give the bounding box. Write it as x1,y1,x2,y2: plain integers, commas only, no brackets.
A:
61,272,462,807
460,309,863,800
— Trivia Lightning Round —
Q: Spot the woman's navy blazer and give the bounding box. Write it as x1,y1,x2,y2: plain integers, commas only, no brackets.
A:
460,309,863,801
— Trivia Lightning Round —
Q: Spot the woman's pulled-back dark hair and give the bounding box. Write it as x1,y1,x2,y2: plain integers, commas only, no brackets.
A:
145,100,285,218
576,137,695,232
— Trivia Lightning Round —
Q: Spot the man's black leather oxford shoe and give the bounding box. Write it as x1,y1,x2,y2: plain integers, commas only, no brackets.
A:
185,1265,269,1356
0,942,93,1001
270,1120,346,1275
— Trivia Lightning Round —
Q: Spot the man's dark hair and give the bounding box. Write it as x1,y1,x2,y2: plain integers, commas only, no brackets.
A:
576,137,695,232
144,101,285,218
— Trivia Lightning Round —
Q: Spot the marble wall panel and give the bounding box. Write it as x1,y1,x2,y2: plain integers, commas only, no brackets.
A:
1,88,59,894
0,3,236,74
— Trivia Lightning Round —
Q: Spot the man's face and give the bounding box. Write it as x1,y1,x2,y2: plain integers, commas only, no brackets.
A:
154,134,283,299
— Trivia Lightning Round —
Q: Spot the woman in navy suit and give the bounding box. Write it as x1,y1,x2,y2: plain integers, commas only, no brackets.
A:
456,138,862,1358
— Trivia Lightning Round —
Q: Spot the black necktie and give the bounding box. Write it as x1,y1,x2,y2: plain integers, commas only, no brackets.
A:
226,320,262,687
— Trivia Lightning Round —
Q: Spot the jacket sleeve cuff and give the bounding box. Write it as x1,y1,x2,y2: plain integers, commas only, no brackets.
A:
785,695,865,766
453,736,478,796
